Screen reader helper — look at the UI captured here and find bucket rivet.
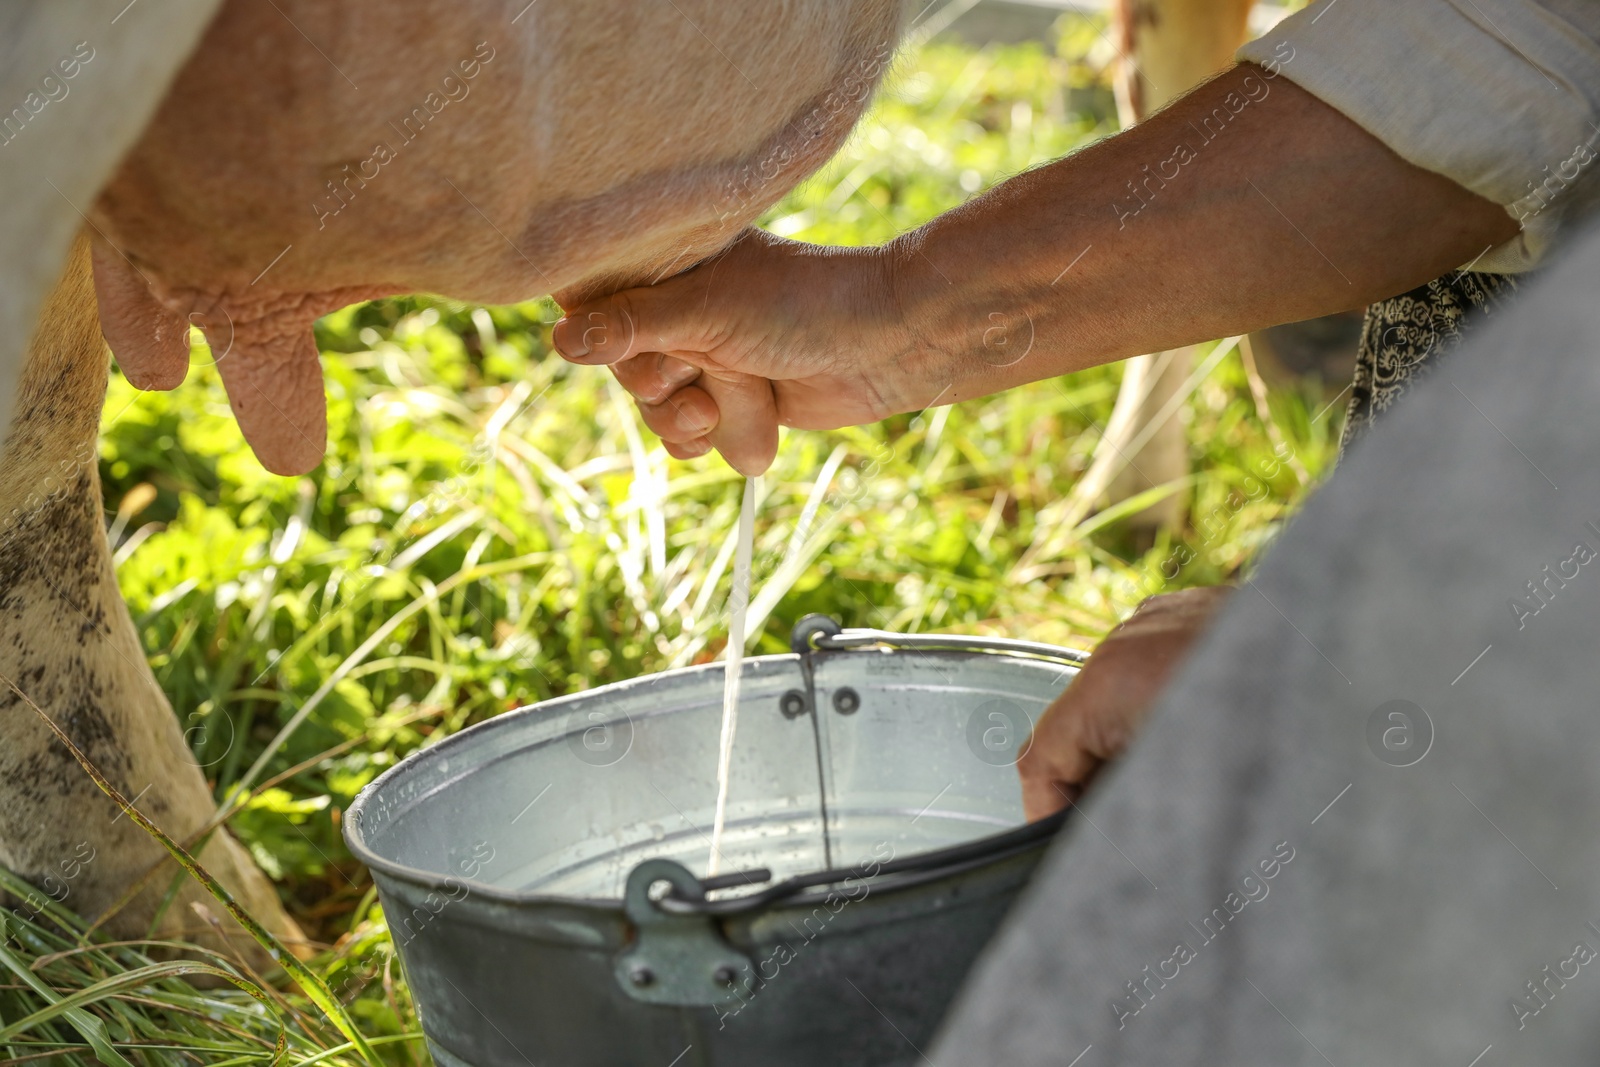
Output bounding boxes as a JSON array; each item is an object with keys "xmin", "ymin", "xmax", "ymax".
[
  {"xmin": 629, "ymin": 965, "xmax": 656, "ymax": 987},
  {"xmin": 832, "ymin": 687, "xmax": 860, "ymax": 715},
  {"xmin": 779, "ymin": 690, "xmax": 808, "ymax": 718},
  {"xmin": 713, "ymin": 965, "xmax": 738, "ymax": 987}
]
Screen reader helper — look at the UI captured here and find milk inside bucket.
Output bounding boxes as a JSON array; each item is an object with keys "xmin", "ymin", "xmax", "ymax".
[{"xmin": 344, "ymin": 614, "xmax": 1085, "ymax": 1066}]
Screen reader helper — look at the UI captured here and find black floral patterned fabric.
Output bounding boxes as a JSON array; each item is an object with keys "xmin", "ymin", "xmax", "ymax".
[{"xmin": 1340, "ymin": 270, "xmax": 1522, "ymax": 455}]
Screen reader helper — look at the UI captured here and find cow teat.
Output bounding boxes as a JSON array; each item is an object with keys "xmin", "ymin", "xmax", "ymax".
[
  {"xmin": 90, "ymin": 236, "xmax": 189, "ymax": 392},
  {"xmin": 91, "ymin": 237, "xmax": 388, "ymax": 476}
]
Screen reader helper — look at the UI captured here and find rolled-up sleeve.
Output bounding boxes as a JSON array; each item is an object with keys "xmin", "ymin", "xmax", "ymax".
[{"xmin": 1238, "ymin": 0, "xmax": 1600, "ymax": 272}]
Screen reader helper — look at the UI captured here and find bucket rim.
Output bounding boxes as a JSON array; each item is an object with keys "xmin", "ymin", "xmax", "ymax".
[{"xmin": 343, "ymin": 644, "xmax": 1077, "ymax": 912}]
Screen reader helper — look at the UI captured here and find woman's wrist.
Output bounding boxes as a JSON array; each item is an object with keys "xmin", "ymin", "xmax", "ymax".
[
  {"xmin": 865, "ymin": 235, "xmax": 956, "ymax": 415},
  {"xmin": 882, "ymin": 215, "xmax": 1072, "ymax": 413}
]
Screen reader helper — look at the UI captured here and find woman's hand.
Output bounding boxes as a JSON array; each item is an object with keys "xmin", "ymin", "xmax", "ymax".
[
  {"xmin": 552, "ymin": 229, "xmax": 944, "ymax": 475},
  {"xmin": 1019, "ymin": 586, "xmax": 1232, "ymax": 820}
]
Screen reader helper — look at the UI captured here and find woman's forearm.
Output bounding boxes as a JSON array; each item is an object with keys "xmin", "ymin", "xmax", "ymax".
[
  {"xmin": 889, "ymin": 63, "xmax": 1520, "ymax": 408},
  {"xmin": 553, "ymin": 61, "xmax": 1524, "ymax": 473}
]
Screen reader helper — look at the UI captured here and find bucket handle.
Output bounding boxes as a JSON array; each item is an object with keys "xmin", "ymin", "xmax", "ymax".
[
  {"xmin": 655, "ymin": 808, "xmax": 1069, "ymax": 918},
  {"xmin": 792, "ymin": 615, "xmax": 1090, "ymax": 666}
]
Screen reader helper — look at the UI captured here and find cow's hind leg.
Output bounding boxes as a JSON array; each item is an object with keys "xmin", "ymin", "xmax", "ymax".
[{"xmin": 0, "ymin": 233, "xmax": 307, "ymax": 967}]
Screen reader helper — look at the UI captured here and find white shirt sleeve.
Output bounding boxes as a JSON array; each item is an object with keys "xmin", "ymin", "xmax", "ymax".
[{"xmin": 1237, "ymin": 0, "xmax": 1600, "ymax": 272}]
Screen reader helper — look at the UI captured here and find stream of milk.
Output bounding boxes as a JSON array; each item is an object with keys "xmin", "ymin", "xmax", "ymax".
[{"xmin": 707, "ymin": 477, "xmax": 756, "ymax": 877}]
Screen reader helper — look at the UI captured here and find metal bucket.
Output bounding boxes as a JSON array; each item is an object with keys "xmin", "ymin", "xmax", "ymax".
[{"xmin": 344, "ymin": 616, "xmax": 1084, "ymax": 1067}]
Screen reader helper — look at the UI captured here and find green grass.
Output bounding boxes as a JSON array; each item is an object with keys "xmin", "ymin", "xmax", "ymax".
[{"xmin": 4, "ymin": 17, "xmax": 1341, "ymax": 1066}]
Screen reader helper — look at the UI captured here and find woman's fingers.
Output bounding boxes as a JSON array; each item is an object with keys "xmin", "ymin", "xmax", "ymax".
[
  {"xmin": 606, "ymin": 346, "xmax": 780, "ymax": 473},
  {"xmin": 632, "ymin": 373, "xmax": 778, "ymax": 474},
  {"xmin": 611, "ymin": 351, "xmax": 702, "ymax": 404},
  {"xmin": 1017, "ymin": 691, "xmax": 1108, "ymax": 821},
  {"xmin": 1016, "ymin": 586, "xmax": 1234, "ymax": 821},
  {"xmin": 663, "ymin": 437, "xmax": 711, "ymax": 460},
  {"xmin": 637, "ymin": 384, "xmax": 719, "ymax": 442},
  {"xmin": 553, "ymin": 281, "xmax": 710, "ymax": 367},
  {"xmin": 554, "ymin": 231, "xmax": 783, "ymax": 474},
  {"xmin": 1021, "ymin": 767, "xmax": 1082, "ymax": 827}
]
